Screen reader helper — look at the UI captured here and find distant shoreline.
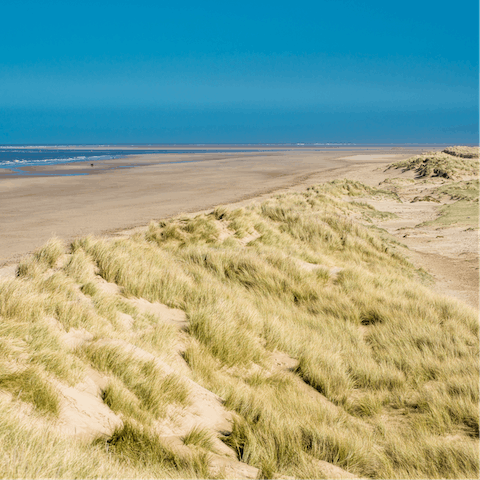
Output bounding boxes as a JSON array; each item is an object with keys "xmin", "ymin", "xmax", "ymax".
[
  {"xmin": 0, "ymin": 148, "xmax": 430, "ymax": 264},
  {"xmin": 0, "ymin": 145, "xmax": 437, "ymax": 178}
]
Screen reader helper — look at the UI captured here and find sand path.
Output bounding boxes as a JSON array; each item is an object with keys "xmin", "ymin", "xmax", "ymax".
[{"xmin": 365, "ymin": 197, "xmax": 479, "ymax": 309}]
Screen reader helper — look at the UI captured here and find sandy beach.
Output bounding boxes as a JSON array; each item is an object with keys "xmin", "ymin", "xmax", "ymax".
[{"xmin": 0, "ymin": 147, "xmax": 425, "ymax": 264}]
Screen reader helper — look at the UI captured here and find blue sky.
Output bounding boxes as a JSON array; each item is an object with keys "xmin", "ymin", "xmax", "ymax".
[{"xmin": 0, "ymin": 0, "xmax": 478, "ymax": 144}]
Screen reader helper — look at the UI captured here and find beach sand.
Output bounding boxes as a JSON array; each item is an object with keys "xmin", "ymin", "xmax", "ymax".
[{"xmin": 0, "ymin": 147, "xmax": 422, "ymax": 264}]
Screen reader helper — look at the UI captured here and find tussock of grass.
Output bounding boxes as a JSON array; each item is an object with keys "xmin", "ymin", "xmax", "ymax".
[
  {"xmin": 0, "ymin": 177, "xmax": 478, "ymax": 478},
  {"xmin": 16, "ymin": 238, "xmax": 66, "ymax": 278},
  {"xmin": 146, "ymin": 215, "xmax": 221, "ymax": 246},
  {"xmin": 307, "ymin": 179, "xmax": 399, "ymax": 199},
  {"xmin": 411, "ymin": 195, "xmax": 440, "ymax": 203},
  {"xmin": 103, "ymin": 421, "xmax": 211, "ymax": 478},
  {"xmin": 104, "ymin": 421, "xmax": 178, "ymax": 466},
  {"xmin": 0, "ymin": 367, "xmax": 59, "ymax": 416},
  {"xmin": 102, "ymin": 378, "xmax": 153, "ymax": 425},
  {"xmin": 182, "ymin": 425, "xmax": 216, "ymax": 450},
  {"xmin": 82, "ymin": 342, "xmax": 190, "ymax": 417}
]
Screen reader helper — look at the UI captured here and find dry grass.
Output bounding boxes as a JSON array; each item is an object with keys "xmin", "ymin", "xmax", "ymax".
[
  {"xmin": 442, "ymin": 146, "xmax": 479, "ymax": 159},
  {"xmin": 437, "ymin": 179, "xmax": 479, "ymax": 202},
  {"xmin": 182, "ymin": 425, "xmax": 216, "ymax": 450},
  {"xmin": 101, "ymin": 421, "xmax": 211, "ymax": 478},
  {"xmin": 0, "ymin": 393, "xmax": 211, "ymax": 479},
  {"xmin": 389, "ymin": 150, "xmax": 479, "ymax": 179},
  {"xmin": 81, "ymin": 342, "xmax": 190, "ymax": 417},
  {"xmin": 0, "ymin": 176, "xmax": 478, "ymax": 478},
  {"xmin": 0, "ymin": 367, "xmax": 60, "ymax": 416}
]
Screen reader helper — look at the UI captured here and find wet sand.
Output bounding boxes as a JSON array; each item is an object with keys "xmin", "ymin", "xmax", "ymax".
[{"xmin": 0, "ymin": 147, "xmax": 426, "ymax": 264}]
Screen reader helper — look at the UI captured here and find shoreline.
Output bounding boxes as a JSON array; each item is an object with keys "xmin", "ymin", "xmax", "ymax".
[
  {"xmin": 0, "ymin": 145, "xmax": 430, "ymax": 178},
  {"xmin": 0, "ymin": 148, "xmax": 427, "ymax": 265}
]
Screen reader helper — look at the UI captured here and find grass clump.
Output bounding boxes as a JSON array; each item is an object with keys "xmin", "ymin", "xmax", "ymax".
[
  {"xmin": 81, "ymin": 342, "xmax": 190, "ymax": 417},
  {"xmin": 102, "ymin": 421, "xmax": 211, "ymax": 478},
  {"xmin": 307, "ymin": 179, "xmax": 399, "ymax": 199},
  {"xmin": 0, "ymin": 367, "xmax": 59, "ymax": 416},
  {"xmin": 182, "ymin": 425, "xmax": 216, "ymax": 450},
  {"xmin": 102, "ymin": 378, "xmax": 153, "ymax": 425},
  {"xmin": 104, "ymin": 421, "xmax": 177, "ymax": 466},
  {"xmin": 17, "ymin": 238, "xmax": 65, "ymax": 277},
  {"xmin": 32, "ymin": 238, "xmax": 66, "ymax": 268}
]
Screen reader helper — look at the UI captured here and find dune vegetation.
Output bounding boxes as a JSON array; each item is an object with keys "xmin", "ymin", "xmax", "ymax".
[
  {"xmin": 442, "ymin": 146, "xmax": 480, "ymax": 159},
  {"xmin": 387, "ymin": 148, "xmax": 479, "ymax": 228},
  {"xmin": 0, "ymin": 175, "xmax": 478, "ymax": 479},
  {"xmin": 389, "ymin": 147, "xmax": 479, "ymax": 180}
]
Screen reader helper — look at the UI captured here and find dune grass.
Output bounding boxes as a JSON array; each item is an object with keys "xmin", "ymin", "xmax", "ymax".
[
  {"xmin": 102, "ymin": 421, "xmax": 211, "ymax": 478},
  {"xmin": 389, "ymin": 150, "xmax": 479, "ymax": 179},
  {"xmin": 422, "ymin": 200, "xmax": 479, "ymax": 227},
  {"xmin": 418, "ymin": 179, "xmax": 480, "ymax": 227},
  {"xmin": 182, "ymin": 425, "xmax": 216, "ymax": 450},
  {"xmin": 388, "ymin": 151, "xmax": 479, "ymax": 228},
  {"xmin": 81, "ymin": 342, "xmax": 190, "ymax": 417},
  {"xmin": 0, "ymin": 177, "xmax": 478, "ymax": 478},
  {"xmin": 0, "ymin": 395, "xmax": 211, "ymax": 479},
  {"xmin": 442, "ymin": 146, "xmax": 479, "ymax": 159},
  {"xmin": 0, "ymin": 367, "xmax": 60, "ymax": 416}
]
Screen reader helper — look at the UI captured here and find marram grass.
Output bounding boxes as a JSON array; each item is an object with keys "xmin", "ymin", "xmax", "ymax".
[{"xmin": 0, "ymin": 178, "xmax": 478, "ymax": 479}]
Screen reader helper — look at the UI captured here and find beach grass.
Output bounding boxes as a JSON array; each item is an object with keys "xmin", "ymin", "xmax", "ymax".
[
  {"xmin": 0, "ymin": 174, "xmax": 478, "ymax": 479},
  {"xmin": 389, "ymin": 148, "xmax": 479, "ymax": 179},
  {"xmin": 442, "ymin": 146, "xmax": 480, "ymax": 159},
  {"xmin": 421, "ymin": 200, "xmax": 479, "ymax": 227},
  {"xmin": 182, "ymin": 425, "xmax": 216, "ymax": 450},
  {"xmin": 437, "ymin": 179, "xmax": 479, "ymax": 202}
]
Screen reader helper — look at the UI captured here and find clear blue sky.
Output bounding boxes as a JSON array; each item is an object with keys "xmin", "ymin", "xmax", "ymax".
[{"xmin": 1, "ymin": 0, "xmax": 478, "ymax": 144}]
